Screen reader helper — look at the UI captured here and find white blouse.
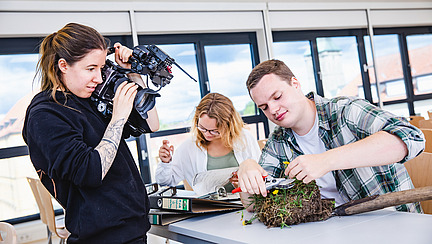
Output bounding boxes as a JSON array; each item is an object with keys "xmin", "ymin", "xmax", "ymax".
[{"xmin": 155, "ymin": 128, "xmax": 261, "ymax": 188}]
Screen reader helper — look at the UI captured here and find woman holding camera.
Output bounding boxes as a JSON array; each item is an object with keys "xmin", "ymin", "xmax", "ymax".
[
  {"xmin": 156, "ymin": 92, "xmax": 261, "ymax": 193},
  {"xmin": 23, "ymin": 23, "xmax": 158, "ymax": 243}
]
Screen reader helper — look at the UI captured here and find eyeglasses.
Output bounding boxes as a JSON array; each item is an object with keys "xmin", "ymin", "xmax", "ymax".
[{"xmin": 196, "ymin": 124, "xmax": 220, "ymax": 136}]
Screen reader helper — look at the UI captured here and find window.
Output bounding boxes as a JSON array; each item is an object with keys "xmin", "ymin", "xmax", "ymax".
[
  {"xmin": 273, "ymin": 27, "xmax": 432, "ymax": 118},
  {"xmin": 139, "ymin": 33, "xmax": 267, "ymax": 184},
  {"xmin": 0, "ymin": 52, "xmax": 41, "ymax": 221},
  {"xmin": 385, "ymin": 79, "xmax": 406, "ymax": 97},
  {"xmin": 273, "ymin": 30, "xmax": 370, "ymax": 100},
  {"xmin": 273, "ymin": 40, "xmax": 316, "ymax": 94},
  {"xmin": 205, "ymin": 44, "xmax": 255, "ymax": 116},
  {"xmin": 0, "ymin": 53, "xmax": 39, "ymax": 148},
  {"xmin": 316, "ymin": 36, "xmax": 362, "ymax": 98},
  {"xmin": 413, "ymin": 99, "xmax": 432, "ymax": 118},
  {"xmin": 407, "ymin": 34, "xmax": 432, "ymax": 96},
  {"xmin": 152, "ymin": 44, "xmax": 201, "ymax": 130},
  {"xmin": 364, "ymin": 34, "xmax": 407, "ymax": 102},
  {"xmin": 383, "ymin": 103, "xmax": 410, "ymax": 117},
  {"xmin": 416, "ymin": 75, "xmax": 432, "ymax": 93}
]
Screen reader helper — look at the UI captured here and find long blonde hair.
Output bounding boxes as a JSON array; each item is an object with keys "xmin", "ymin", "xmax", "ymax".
[
  {"xmin": 35, "ymin": 23, "xmax": 109, "ymax": 103},
  {"xmin": 191, "ymin": 93, "xmax": 244, "ymax": 150}
]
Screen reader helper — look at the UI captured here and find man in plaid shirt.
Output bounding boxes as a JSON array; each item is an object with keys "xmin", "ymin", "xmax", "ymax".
[{"xmin": 238, "ymin": 59, "xmax": 424, "ymax": 212}]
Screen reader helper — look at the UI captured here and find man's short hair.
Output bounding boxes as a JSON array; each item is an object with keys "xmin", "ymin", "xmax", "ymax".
[{"xmin": 246, "ymin": 59, "xmax": 296, "ymax": 93}]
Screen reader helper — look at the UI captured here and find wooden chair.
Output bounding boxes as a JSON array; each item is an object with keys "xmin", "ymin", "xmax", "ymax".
[
  {"xmin": 419, "ymin": 119, "xmax": 432, "ymax": 129},
  {"xmin": 421, "ymin": 129, "xmax": 432, "ymax": 153},
  {"xmin": 183, "ymin": 180, "xmax": 193, "ymax": 191},
  {"xmin": 257, "ymin": 139, "xmax": 268, "ymax": 151},
  {"xmin": 0, "ymin": 222, "xmax": 17, "ymax": 244},
  {"xmin": 27, "ymin": 177, "xmax": 70, "ymax": 244},
  {"xmin": 408, "ymin": 115, "xmax": 425, "ymax": 128},
  {"xmin": 404, "ymin": 152, "xmax": 432, "ymax": 214},
  {"xmin": 428, "ymin": 110, "xmax": 432, "ymax": 120}
]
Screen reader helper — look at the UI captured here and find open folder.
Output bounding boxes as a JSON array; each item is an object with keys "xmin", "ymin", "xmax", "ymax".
[
  {"xmin": 147, "ymin": 184, "xmax": 243, "ymax": 225},
  {"xmin": 149, "ymin": 195, "xmax": 243, "ymax": 213},
  {"xmin": 148, "ymin": 209, "xmax": 199, "ymax": 226}
]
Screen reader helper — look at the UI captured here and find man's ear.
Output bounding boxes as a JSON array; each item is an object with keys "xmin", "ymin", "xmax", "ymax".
[
  {"xmin": 291, "ymin": 77, "xmax": 301, "ymax": 89},
  {"xmin": 58, "ymin": 58, "xmax": 68, "ymax": 73}
]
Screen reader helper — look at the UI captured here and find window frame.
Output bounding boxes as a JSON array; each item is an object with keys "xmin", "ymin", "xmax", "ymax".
[
  {"xmin": 273, "ymin": 26, "xmax": 432, "ymax": 116},
  {"xmin": 138, "ymin": 32, "xmax": 270, "ymax": 139}
]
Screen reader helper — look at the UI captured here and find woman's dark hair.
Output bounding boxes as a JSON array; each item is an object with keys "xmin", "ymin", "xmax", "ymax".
[{"xmin": 36, "ymin": 23, "xmax": 109, "ymax": 101}]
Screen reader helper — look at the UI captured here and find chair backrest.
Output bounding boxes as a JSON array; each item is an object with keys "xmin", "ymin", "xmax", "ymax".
[
  {"xmin": 0, "ymin": 222, "xmax": 17, "ymax": 244},
  {"xmin": 404, "ymin": 152, "xmax": 432, "ymax": 214},
  {"xmin": 257, "ymin": 139, "xmax": 268, "ymax": 151},
  {"xmin": 408, "ymin": 115, "xmax": 425, "ymax": 128},
  {"xmin": 421, "ymin": 129, "xmax": 432, "ymax": 153},
  {"xmin": 183, "ymin": 180, "xmax": 193, "ymax": 191},
  {"xmin": 428, "ymin": 110, "xmax": 432, "ymax": 120},
  {"xmin": 26, "ymin": 177, "xmax": 58, "ymax": 236},
  {"xmin": 419, "ymin": 119, "xmax": 432, "ymax": 129}
]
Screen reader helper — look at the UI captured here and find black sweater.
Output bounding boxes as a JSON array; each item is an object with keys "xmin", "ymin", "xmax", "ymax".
[{"xmin": 22, "ymin": 90, "xmax": 150, "ymax": 243}]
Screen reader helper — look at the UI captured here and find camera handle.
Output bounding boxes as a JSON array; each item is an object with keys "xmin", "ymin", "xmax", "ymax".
[{"xmin": 108, "ymin": 45, "xmax": 198, "ymax": 85}]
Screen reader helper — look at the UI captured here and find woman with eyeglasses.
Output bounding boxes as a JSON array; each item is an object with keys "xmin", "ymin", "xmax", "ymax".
[{"xmin": 155, "ymin": 92, "xmax": 261, "ymax": 192}]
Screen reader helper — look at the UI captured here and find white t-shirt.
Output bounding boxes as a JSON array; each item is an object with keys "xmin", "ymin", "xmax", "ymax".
[{"xmin": 293, "ymin": 113, "xmax": 346, "ymax": 206}]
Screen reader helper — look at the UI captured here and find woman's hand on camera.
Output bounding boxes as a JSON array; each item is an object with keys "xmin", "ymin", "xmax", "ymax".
[
  {"xmin": 114, "ymin": 42, "xmax": 147, "ymax": 88},
  {"xmin": 159, "ymin": 140, "xmax": 174, "ymax": 163},
  {"xmin": 114, "ymin": 42, "xmax": 132, "ymax": 69},
  {"xmin": 111, "ymin": 81, "xmax": 137, "ymax": 122}
]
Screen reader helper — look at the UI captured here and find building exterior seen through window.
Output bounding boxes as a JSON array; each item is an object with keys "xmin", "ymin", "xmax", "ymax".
[
  {"xmin": 317, "ymin": 36, "xmax": 363, "ymax": 99},
  {"xmin": 0, "ymin": 54, "xmax": 40, "ymax": 220},
  {"xmin": 408, "ymin": 34, "xmax": 432, "ymax": 97},
  {"xmin": 364, "ymin": 34, "xmax": 408, "ymax": 103}
]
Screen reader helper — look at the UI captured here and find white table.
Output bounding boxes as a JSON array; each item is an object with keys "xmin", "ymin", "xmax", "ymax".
[{"xmin": 149, "ymin": 209, "xmax": 432, "ymax": 244}]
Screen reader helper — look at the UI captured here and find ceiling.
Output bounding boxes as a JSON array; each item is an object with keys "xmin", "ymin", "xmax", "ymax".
[{"xmin": 3, "ymin": 0, "xmax": 430, "ymax": 2}]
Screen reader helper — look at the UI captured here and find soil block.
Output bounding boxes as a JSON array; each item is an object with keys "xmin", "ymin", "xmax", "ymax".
[{"xmin": 249, "ymin": 180, "xmax": 334, "ymax": 227}]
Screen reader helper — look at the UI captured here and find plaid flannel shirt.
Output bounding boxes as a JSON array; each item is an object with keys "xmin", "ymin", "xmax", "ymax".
[{"xmin": 260, "ymin": 92, "xmax": 425, "ymax": 213}]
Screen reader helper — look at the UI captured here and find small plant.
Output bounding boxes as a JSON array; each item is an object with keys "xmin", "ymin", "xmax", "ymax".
[{"xmin": 244, "ymin": 179, "xmax": 334, "ymax": 228}]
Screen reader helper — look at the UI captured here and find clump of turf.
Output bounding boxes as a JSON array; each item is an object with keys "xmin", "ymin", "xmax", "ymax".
[{"xmin": 246, "ymin": 179, "xmax": 334, "ymax": 228}]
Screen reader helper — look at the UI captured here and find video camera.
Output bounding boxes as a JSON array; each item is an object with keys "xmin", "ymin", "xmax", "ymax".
[{"xmin": 91, "ymin": 44, "xmax": 197, "ymax": 137}]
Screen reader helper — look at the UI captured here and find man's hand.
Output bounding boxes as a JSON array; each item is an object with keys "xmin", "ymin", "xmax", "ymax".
[
  {"xmin": 240, "ymin": 192, "xmax": 254, "ymax": 212},
  {"xmin": 285, "ymin": 153, "xmax": 332, "ymax": 184},
  {"xmin": 238, "ymin": 159, "xmax": 268, "ymax": 197}
]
